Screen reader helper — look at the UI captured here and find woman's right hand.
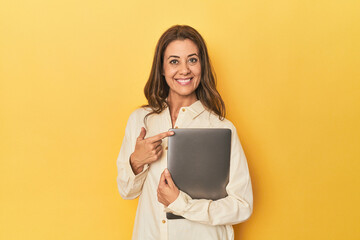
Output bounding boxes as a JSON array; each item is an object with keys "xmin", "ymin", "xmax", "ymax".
[{"xmin": 130, "ymin": 127, "xmax": 174, "ymax": 175}]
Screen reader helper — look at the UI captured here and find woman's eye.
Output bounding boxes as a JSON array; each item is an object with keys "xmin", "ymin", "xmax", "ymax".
[
  {"xmin": 189, "ymin": 58, "xmax": 198, "ymax": 63},
  {"xmin": 170, "ymin": 59, "xmax": 178, "ymax": 64}
]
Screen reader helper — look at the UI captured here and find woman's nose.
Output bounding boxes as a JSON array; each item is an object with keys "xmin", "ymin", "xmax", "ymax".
[{"xmin": 179, "ymin": 62, "xmax": 191, "ymax": 75}]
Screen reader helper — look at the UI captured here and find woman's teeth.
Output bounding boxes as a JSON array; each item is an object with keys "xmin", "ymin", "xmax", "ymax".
[{"xmin": 176, "ymin": 78, "xmax": 192, "ymax": 85}]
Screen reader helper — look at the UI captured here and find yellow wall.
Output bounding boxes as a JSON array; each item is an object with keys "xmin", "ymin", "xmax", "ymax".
[{"xmin": 1, "ymin": 0, "xmax": 359, "ymax": 239}]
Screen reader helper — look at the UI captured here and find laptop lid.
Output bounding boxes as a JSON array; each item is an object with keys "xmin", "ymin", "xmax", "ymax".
[{"xmin": 166, "ymin": 128, "xmax": 231, "ymax": 219}]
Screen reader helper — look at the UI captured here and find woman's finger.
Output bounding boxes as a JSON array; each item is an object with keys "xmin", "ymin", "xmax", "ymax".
[
  {"xmin": 150, "ymin": 139, "xmax": 162, "ymax": 148},
  {"xmin": 164, "ymin": 169, "xmax": 176, "ymax": 188},
  {"xmin": 155, "ymin": 149, "xmax": 163, "ymax": 161},
  {"xmin": 137, "ymin": 127, "xmax": 146, "ymax": 141},
  {"xmin": 158, "ymin": 170, "xmax": 166, "ymax": 186},
  {"xmin": 154, "ymin": 144, "xmax": 162, "ymax": 154},
  {"xmin": 147, "ymin": 131, "xmax": 174, "ymax": 143}
]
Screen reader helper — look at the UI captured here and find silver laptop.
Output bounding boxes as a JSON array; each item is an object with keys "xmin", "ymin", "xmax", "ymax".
[{"xmin": 166, "ymin": 128, "xmax": 231, "ymax": 219}]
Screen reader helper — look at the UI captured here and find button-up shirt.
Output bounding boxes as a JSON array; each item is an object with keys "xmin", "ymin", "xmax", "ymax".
[{"xmin": 116, "ymin": 100, "xmax": 253, "ymax": 240}]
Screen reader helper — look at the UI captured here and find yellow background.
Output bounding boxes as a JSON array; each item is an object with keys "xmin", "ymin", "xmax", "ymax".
[{"xmin": 1, "ymin": 0, "xmax": 359, "ymax": 239}]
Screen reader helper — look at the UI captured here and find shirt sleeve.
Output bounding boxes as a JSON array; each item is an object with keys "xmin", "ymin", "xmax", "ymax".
[
  {"xmin": 116, "ymin": 110, "xmax": 149, "ymax": 200},
  {"xmin": 165, "ymin": 125, "xmax": 253, "ymax": 225}
]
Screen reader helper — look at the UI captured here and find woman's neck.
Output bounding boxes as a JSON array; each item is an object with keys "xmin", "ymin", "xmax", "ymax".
[{"xmin": 167, "ymin": 93, "xmax": 198, "ymax": 128}]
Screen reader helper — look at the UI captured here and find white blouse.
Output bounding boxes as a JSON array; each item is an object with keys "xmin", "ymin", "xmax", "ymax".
[{"xmin": 117, "ymin": 100, "xmax": 253, "ymax": 240}]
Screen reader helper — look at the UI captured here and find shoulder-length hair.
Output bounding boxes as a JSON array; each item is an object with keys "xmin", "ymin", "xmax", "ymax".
[{"xmin": 142, "ymin": 24, "xmax": 226, "ymax": 123}]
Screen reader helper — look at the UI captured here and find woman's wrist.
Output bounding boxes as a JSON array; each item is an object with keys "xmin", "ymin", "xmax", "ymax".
[{"xmin": 129, "ymin": 153, "xmax": 144, "ymax": 175}]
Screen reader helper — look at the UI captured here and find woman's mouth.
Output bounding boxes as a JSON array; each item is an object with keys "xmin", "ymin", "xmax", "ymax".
[{"xmin": 176, "ymin": 78, "xmax": 193, "ymax": 86}]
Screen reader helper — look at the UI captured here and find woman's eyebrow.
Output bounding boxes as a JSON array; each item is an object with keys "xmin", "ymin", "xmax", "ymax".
[
  {"xmin": 168, "ymin": 55, "xmax": 180, "ymax": 59},
  {"xmin": 167, "ymin": 53, "xmax": 198, "ymax": 59},
  {"xmin": 187, "ymin": 53, "xmax": 198, "ymax": 57}
]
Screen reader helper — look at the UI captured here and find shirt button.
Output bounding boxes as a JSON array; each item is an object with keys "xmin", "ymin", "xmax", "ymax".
[
  {"xmin": 165, "ymin": 146, "xmax": 168, "ymax": 150},
  {"xmin": 182, "ymin": 108, "xmax": 186, "ymax": 112},
  {"xmin": 162, "ymin": 220, "xmax": 166, "ymax": 224}
]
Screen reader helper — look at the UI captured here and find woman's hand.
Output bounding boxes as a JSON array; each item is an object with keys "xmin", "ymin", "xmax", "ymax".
[
  {"xmin": 130, "ymin": 127, "xmax": 174, "ymax": 175},
  {"xmin": 157, "ymin": 169, "xmax": 180, "ymax": 207}
]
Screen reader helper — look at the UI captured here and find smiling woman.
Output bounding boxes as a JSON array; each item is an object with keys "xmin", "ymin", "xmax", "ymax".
[
  {"xmin": 164, "ymin": 39, "xmax": 201, "ymax": 89},
  {"xmin": 162, "ymin": 39, "xmax": 202, "ymax": 118},
  {"xmin": 142, "ymin": 25, "xmax": 226, "ymax": 124},
  {"xmin": 116, "ymin": 25, "xmax": 253, "ymax": 240}
]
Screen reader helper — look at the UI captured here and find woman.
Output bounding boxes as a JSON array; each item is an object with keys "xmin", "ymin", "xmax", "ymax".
[{"xmin": 117, "ymin": 25, "xmax": 253, "ymax": 240}]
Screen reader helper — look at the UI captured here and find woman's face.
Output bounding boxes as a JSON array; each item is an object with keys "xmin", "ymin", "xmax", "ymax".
[{"xmin": 162, "ymin": 39, "xmax": 201, "ymax": 100}]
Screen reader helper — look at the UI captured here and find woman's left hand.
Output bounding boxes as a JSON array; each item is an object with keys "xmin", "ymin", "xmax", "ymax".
[{"xmin": 157, "ymin": 169, "xmax": 180, "ymax": 207}]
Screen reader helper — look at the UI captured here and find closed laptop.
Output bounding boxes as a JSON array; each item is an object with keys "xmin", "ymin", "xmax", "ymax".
[{"xmin": 166, "ymin": 128, "xmax": 231, "ymax": 219}]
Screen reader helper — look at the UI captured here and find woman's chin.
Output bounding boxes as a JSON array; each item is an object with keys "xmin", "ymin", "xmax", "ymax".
[{"xmin": 168, "ymin": 89, "xmax": 197, "ymax": 98}]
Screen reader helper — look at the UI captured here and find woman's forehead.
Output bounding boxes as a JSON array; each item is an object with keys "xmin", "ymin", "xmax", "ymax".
[{"xmin": 164, "ymin": 39, "xmax": 199, "ymax": 57}]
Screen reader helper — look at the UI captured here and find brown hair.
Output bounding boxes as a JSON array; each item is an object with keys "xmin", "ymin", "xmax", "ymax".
[{"xmin": 142, "ymin": 25, "xmax": 226, "ymax": 123}]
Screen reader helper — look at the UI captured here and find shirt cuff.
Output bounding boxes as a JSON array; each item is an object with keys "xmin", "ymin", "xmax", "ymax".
[
  {"xmin": 125, "ymin": 157, "xmax": 149, "ymax": 181},
  {"xmin": 165, "ymin": 190, "xmax": 190, "ymax": 215}
]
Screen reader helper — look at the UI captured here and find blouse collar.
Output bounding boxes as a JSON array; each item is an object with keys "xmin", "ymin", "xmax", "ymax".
[
  {"xmin": 187, "ymin": 100, "xmax": 206, "ymax": 118},
  {"xmin": 164, "ymin": 99, "xmax": 206, "ymax": 119}
]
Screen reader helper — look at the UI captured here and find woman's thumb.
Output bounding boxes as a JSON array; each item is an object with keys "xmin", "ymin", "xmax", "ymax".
[
  {"xmin": 137, "ymin": 127, "xmax": 146, "ymax": 140},
  {"xmin": 164, "ymin": 169, "xmax": 175, "ymax": 187}
]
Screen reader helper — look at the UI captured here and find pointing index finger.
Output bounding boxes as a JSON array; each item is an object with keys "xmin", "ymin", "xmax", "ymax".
[{"xmin": 148, "ymin": 131, "xmax": 174, "ymax": 142}]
